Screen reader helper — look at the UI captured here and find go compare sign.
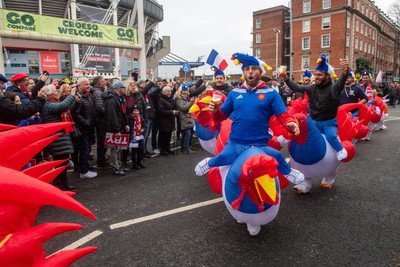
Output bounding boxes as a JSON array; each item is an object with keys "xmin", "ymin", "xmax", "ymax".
[{"xmin": 1, "ymin": 9, "xmax": 137, "ymax": 45}]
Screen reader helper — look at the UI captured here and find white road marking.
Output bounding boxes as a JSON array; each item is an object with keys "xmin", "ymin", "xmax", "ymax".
[
  {"xmin": 110, "ymin": 197, "xmax": 224, "ymax": 230},
  {"xmin": 50, "ymin": 230, "xmax": 103, "ymax": 255}
]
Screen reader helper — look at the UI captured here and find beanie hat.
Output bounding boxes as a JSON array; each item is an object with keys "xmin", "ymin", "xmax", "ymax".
[
  {"xmin": 362, "ymin": 69, "xmax": 371, "ymax": 78},
  {"xmin": 315, "ymin": 54, "xmax": 332, "ymax": 74},
  {"xmin": 211, "ymin": 66, "xmax": 225, "ymax": 77},
  {"xmin": 231, "ymin": 53, "xmax": 272, "ymax": 74},
  {"xmin": 0, "ymin": 74, "xmax": 8, "ymax": 83},
  {"xmin": 181, "ymin": 84, "xmax": 189, "ymax": 91},
  {"xmin": 302, "ymin": 69, "xmax": 313, "ymax": 80},
  {"xmin": 11, "ymin": 73, "xmax": 29, "ymax": 83}
]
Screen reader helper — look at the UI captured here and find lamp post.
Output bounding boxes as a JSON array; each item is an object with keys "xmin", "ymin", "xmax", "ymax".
[{"xmin": 274, "ymin": 28, "xmax": 281, "ymax": 76}]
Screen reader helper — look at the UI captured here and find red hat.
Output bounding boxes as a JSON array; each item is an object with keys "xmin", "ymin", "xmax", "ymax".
[
  {"xmin": 51, "ymin": 81, "xmax": 61, "ymax": 89},
  {"xmin": 10, "ymin": 73, "xmax": 29, "ymax": 82}
]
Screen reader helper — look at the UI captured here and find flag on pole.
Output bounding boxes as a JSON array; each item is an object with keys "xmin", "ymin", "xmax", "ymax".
[{"xmin": 206, "ymin": 49, "xmax": 228, "ymax": 71}]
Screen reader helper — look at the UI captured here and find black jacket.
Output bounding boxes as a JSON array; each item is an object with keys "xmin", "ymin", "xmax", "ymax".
[
  {"xmin": 140, "ymin": 82, "xmax": 161, "ymax": 120},
  {"xmin": 211, "ymin": 83, "xmax": 232, "ymax": 96},
  {"xmin": 104, "ymin": 91, "xmax": 128, "ymax": 133},
  {"xmin": 285, "ymin": 73, "xmax": 348, "ymax": 121},
  {"xmin": 91, "ymin": 86, "xmax": 106, "ymax": 125},
  {"xmin": 157, "ymin": 94, "xmax": 176, "ymax": 132},
  {"xmin": 0, "ymin": 96, "xmax": 45, "ymax": 125},
  {"xmin": 73, "ymin": 92, "xmax": 96, "ymax": 135}
]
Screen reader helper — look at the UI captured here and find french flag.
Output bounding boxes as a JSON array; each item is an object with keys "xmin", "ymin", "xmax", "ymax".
[{"xmin": 206, "ymin": 49, "xmax": 228, "ymax": 71}]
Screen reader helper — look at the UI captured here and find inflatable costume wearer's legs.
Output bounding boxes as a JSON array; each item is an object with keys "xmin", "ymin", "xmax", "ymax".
[
  {"xmin": 314, "ymin": 118, "xmax": 343, "ymax": 152},
  {"xmin": 208, "ymin": 140, "xmax": 242, "ymax": 168}
]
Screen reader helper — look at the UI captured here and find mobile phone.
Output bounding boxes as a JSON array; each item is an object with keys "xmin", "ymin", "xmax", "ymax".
[{"xmin": 43, "ymin": 70, "xmax": 49, "ymax": 75}]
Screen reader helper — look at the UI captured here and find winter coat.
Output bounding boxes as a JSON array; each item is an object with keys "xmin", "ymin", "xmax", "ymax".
[
  {"xmin": 104, "ymin": 91, "xmax": 128, "ymax": 133},
  {"xmin": 41, "ymin": 94, "xmax": 80, "ymax": 158},
  {"xmin": 157, "ymin": 94, "xmax": 176, "ymax": 133},
  {"xmin": 140, "ymin": 82, "xmax": 161, "ymax": 119},
  {"xmin": 72, "ymin": 92, "xmax": 96, "ymax": 136},
  {"xmin": 176, "ymin": 96, "xmax": 195, "ymax": 130},
  {"xmin": 91, "ymin": 86, "xmax": 106, "ymax": 125},
  {"xmin": 0, "ymin": 96, "xmax": 45, "ymax": 125},
  {"xmin": 6, "ymin": 85, "xmax": 32, "ymax": 106},
  {"xmin": 211, "ymin": 82, "xmax": 232, "ymax": 96},
  {"xmin": 127, "ymin": 113, "xmax": 147, "ymax": 141},
  {"xmin": 124, "ymin": 92, "xmax": 147, "ymax": 120}
]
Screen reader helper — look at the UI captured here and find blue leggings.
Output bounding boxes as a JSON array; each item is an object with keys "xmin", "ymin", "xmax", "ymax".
[
  {"xmin": 312, "ymin": 117, "xmax": 343, "ymax": 152},
  {"xmin": 208, "ymin": 140, "xmax": 291, "ymax": 175}
]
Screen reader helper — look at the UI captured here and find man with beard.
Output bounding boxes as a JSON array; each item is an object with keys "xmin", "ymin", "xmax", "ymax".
[
  {"xmin": 195, "ymin": 53, "xmax": 304, "ymax": 186},
  {"xmin": 340, "ymin": 71, "xmax": 368, "ymax": 118},
  {"xmin": 282, "ymin": 54, "xmax": 350, "ymax": 161}
]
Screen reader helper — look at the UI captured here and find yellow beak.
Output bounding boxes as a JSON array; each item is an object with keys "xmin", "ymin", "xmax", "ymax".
[{"xmin": 254, "ymin": 174, "xmax": 277, "ymax": 203}]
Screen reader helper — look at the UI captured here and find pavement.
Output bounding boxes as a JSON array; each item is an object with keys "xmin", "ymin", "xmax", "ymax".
[{"xmin": 38, "ymin": 107, "xmax": 400, "ymax": 266}]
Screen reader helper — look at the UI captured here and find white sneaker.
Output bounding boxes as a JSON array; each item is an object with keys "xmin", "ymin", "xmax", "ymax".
[
  {"xmin": 153, "ymin": 149, "xmax": 160, "ymax": 154},
  {"xmin": 247, "ymin": 224, "xmax": 261, "ymax": 236},
  {"xmin": 336, "ymin": 148, "xmax": 348, "ymax": 161},
  {"xmin": 285, "ymin": 169, "xmax": 305, "ymax": 184},
  {"xmin": 277, "ymin": 135, "xmax": 290, "ymax": 145},
  {"xmin": 293, "ymin": 177, "xmax": 312, "ymax": 194},
  {"xmin": 195, "ymin": 157, "xmax": 211, "ymax": 176},
  {"xmin": 80, "ymin": 171, "xmax": 97, "ymax": 179},
  {"xmin": 320, "ymin": 177, "xmax": 335, "ymax": 188}
]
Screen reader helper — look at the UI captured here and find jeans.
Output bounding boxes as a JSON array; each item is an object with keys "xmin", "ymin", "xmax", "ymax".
[
  {"xmin": 96, "ymin": 124, "xmax": 107, "ymax": 165},
  {"xmin": 181, "ymin": 128, "xmax": 192, "ymax": 152},
  {"xmin": 312, "ymin": 117, "xmax": 343, "ymax": 152},
  {"xmin": 111, "ymin": 147, "xmax": 122, "ymax": 169},
  {"xmin": 144, "ymin": 118, "xmax": 153, "ymax": 153},
  {"xmin": 79, "ymin": 135, "xmax": 91, "ymax": 174}
]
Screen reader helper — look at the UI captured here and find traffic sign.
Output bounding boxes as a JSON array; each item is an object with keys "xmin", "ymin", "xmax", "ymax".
[{"xmin": 182, "ymin": 63, "xmax": 191, "ymax": 73}]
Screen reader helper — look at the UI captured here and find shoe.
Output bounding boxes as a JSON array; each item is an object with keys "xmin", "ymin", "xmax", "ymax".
[
  {"xmin": 195, "ymin": 157, "xmax": 211, "ymax": 176},
  {"xmin": 190, "ymin": 146, "xmax": 196, "ymax": 151},
  {"xmin": 336, "ymin": 148, "xmax": 348, "ymax": 161},
  {"xmin": 80, "ymin": 171, "xmax": 97, "ymax": 179},
  {"xmin": 381, "ymin": 125, "xmax": 387, "ymax": 130},
  {"xmin": 132, "ymin": 165, "xmax": 141, "ymax": 170},
  {"xmin": 144, "ymin": 152, "xmax": 152, "ymax": 159},
  {"xmin": 113, "ymin": 169, "xmax": 126, "ymax": 176},
  {"xmin": 68, "ymin": 160, "xmax": 74, "ymax": 168},
  {"xmin": 62, "ymin": 184, "xmax": 77, "ymax": 190},
  {"xmin": 285, "ymin": 169, "xmax": 305, "ymax": 184},
  {"xmin": 138, "ymin": 163, "xmax": 146, "ymax": 169},
  {"xmin": 320, "ymin": 177, "xmax": 335, "ymax": 188},
  {"xmin": 153, "ymin": 149, "xmax": 160, "ymax": 154},
  {"xmin": 122, "ymin": 167, "xmax": 130, "ymax": 172},
  {"xmin": 95, "ymin": 163, "xmax": 113, "ymax": 169},
  {"xmin": 293, "ymin": 177, "xmax": 312, "ymax": 194},
  {"xmin": 247, "ymin": 224, "xmax": 261, "ymax": 236},
  {"xmin": 185, "ymin": 149, "xmax": 195, "ymax": 154}
]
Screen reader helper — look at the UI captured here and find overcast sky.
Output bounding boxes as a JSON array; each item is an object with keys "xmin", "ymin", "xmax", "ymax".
[{"xmin": 157, "ymin": 0, "xmax": 395, "ymax": 75}]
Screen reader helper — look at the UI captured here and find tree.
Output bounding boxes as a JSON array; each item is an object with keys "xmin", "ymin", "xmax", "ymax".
[
  {"xmin": 355, "ymin": 57, "xmax": 373, "ymax": 74},
  {"xmin": 388, "ymin": 1, "xmax": 400, "ymax": 24}
]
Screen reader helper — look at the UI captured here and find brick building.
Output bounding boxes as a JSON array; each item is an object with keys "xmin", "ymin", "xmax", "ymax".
[{"xmin": 253, "ymin": 0, "xmax": 400, "ymax": 81}]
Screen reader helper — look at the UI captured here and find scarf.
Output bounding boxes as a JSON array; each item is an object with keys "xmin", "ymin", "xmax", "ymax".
[
  {"xmin": 20, "ymin": 87, "xmax": 32, "ymax": 99},
  {"xmin": 56, "ymin": 98, "xmax": 74, "ymax": 134}
]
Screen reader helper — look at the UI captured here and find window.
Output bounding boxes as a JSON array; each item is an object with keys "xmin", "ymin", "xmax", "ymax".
[
  {"xmin": 303, "ymin": 19, "xmax": 311, "ymax": 32},
  {"xmin": 360, "ymin": 22, "xmax": 363, "ymax": 34},
  {"xmin": 322, "ymin": 0, "xmax": 331, "ymax": 9},
  {"xmin": 346, "ymin": 53, "xmax": 349, "ymax": 61},
  {"xmin": 321, "ymin": 34, "xmax": 330, "ymax": 48},
  {"xmin": 347, "ymin": 15, "xmax": 351, "ymax": 28},
  {"xmin": 373, "ymin": 13, "xmax": 376, "ymax": 22},
  {"xmin": 255, "ymin": 48, "xmax": 261, "ymax": 58},
  {"xmin": 362, "ymin": 3, "xmax": 364, "ymax": 14},
  {"xmin": 325, "ymin": 53, "xmax": 330, "ymax": 63},
  {"xmin": 356, "ymin": 20, "xmax": 359, "ymax": 32},
  {"xmin": 302, "ymin": 55, "xmax": 310, "ymax": 69},
  {"xmin": 303, "ymin": 37, "xmax": 310, "ymax": 50},
  {"xmin": 346, "ymin": 34, "xmax": 350, "ymax": 47},
  {"xmin": 255, "ymin": 33, "xmax": 261, "ymax": 43},
  {"xmin": 368, "ymin": 43, "xmax": 371, "ymax": 54},
  {"xmin": 303, "ymin": 0, "xmax": 311, "ymax": 13},
  {"xmin": 355, "ymin": 37, "xmax": 358, "ymax": 49},
  {"xmin": 360, "ymin": 38, "xmax": 363, "ymax": 51},
  {"xmin": 347, "ymin": 0, "xmax": 351, "ymax": 7},
  {"xmin": 255, "ymin": 19, "xmax": 261, "ymax": 29},
  {"xmin": 364, "ymin": 41, "xmax": 367, "ymax": 52},
  {"xmin": 322, "ymin": 16, "xmax": 330, "ymax": 29}
]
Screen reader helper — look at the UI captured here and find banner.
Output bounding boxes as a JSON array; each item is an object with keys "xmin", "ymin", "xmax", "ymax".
[
  {"xmin": 80, "ymin": 5, "xmax": 113, "ymax": 73},
  {"xmin": 40, "ymin": 52, "xmax": 60, "ymax": 73},
  {"xmin": 1, "ymin": 9, "xmax": 137, "ymax": 45},
  {"xmin": 105, "ymin": 133, "xmax": 130, "ymax": 148}
]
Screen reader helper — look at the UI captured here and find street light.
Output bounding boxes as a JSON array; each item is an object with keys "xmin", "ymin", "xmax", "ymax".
[{"xmin": 274, "ymin": 28, "xmax": 281, "ymax": 76}]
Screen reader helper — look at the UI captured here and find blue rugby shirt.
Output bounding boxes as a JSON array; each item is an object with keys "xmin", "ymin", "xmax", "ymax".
[{"xmin": 220, "ymin": 85, "xmax": 288, "ymax": 145}]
